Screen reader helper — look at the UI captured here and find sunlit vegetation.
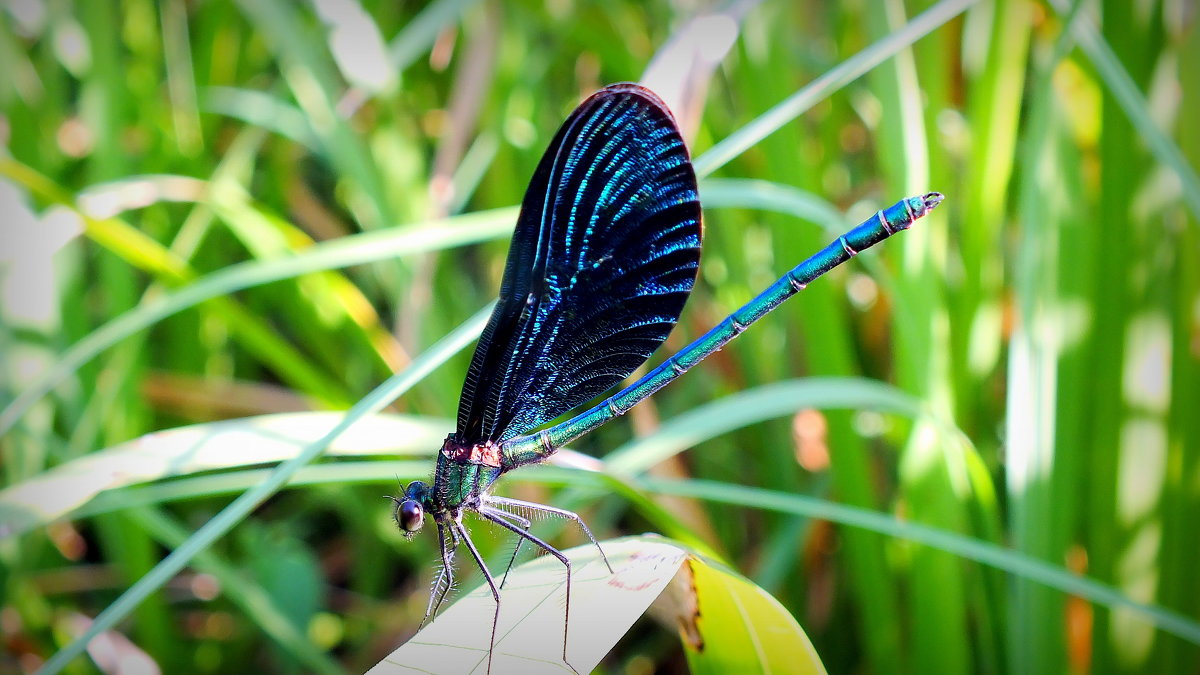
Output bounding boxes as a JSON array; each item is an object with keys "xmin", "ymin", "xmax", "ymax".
[{"xmin": 1, "ymin": 1, "xmax": 1197, "ymax": 673}]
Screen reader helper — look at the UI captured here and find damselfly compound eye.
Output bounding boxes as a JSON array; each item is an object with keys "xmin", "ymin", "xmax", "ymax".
[{"xmin": 397, "ymin": 499, "xmax": 424, "ymax": 532}]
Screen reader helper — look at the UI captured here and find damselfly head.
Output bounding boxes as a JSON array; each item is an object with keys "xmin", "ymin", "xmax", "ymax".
[{"xmin": 393, "ymin": 480, "xmax": 431, "ymax": 537}]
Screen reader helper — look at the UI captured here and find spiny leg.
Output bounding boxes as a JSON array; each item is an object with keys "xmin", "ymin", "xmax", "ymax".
[
  {"xmin": 431, "ymin": 523, "xmax": 462, "ymax": 621},
  {"xmin": 420, "ymin": 522, "xmax": 450, "ymax": 627},
  {"xmin": 486, "ymin": 495, "xmax": 614, "ymax": 574},
  {"xmin": 483, "ymin": 507, "xmax": 532, "ymax": 588},
  {"xmin": 420, "ymin": 521, "xmax": 457, "ymax": 630},
  {"xmin": 453, "ymin": 519, "xmax": 502, "ymax": 675},
  {"xmin": 480, "ymin": 507, "xmax": 579, "ymax": 674}
]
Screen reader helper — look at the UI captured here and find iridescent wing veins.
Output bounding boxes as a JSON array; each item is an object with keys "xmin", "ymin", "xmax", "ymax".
[{"xmin": 455, "ymin": 83, "xmax": 702, "ymax": 444}]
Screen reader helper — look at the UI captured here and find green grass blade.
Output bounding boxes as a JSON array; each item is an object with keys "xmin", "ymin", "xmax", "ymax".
[
  {"xmin": 36, "ymin": 304, "xmax": 493, "ymax": 674},
  {"xmin": 638, "ymin": 478, "xmax": 1200, "ymax": 646},
  {"xmin": 130, "ymin": 508, "xmax": 347, "ymax": 675},
  {"xmin": 236, "ymin": 0, "xmax": 396, "ymax": 232},
  {"xmin": 0, "ymin": 207, "xmax": 515, "ymax": 436},
  {"xmin": 692, "ymin": 0, "xmax": 977, "ymax": 178},
  {"xmin": 1005, "ymin": 2, "xmax": 1084, "ymax": 671},
  {"xmin": 699, "ymin": 178, "xmax": 845, "ymax": 231},
  {"xmin": 0, "ymin": 413, "xmax": 448, "ymax": 537},
  {"xmin": 387, "ymin": 0, "xmax": 481, "ymax": 72},
  {"xmin": 604, "ymin": 378, "xmax": 939, "ymax": 474},
  {"xmin": 201, "ymin": 86, "xmax": 320, "ymax": 150},
  {"xmin": 1046, "ymin": 0, "xmax": 1200, "ymax": 223}
]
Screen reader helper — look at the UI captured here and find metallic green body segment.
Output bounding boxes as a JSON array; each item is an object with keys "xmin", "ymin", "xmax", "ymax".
[
  {"xmin": 434, "ymin": 452, "xmax": 503, "ymax": 509},
  {"xmin": 500, "ymin": 193, "xmax": 943, "ymax": 468}
]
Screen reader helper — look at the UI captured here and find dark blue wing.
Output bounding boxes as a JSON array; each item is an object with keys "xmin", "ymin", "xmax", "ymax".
[{"xmin": 456, "ymin": 83, "xmax": 702, "ymax": 444}]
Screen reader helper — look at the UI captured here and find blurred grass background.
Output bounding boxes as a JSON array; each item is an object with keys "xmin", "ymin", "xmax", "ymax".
[{"xmin": 1, "ymin": 0, "xmax": 1197, "ymax": 673}]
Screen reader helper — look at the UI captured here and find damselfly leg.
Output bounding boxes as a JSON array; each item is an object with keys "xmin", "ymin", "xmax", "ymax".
[
  {"xmin": 485, "ymin": 495, "xmax": 613, "ymax": 578},
  {"xmin": 479, "ymin": 506, "xmax": 582, "ymax": 674},
  {"xmin": 419, "ymin": 521, "xmax": 459, "ymax": 630}
]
